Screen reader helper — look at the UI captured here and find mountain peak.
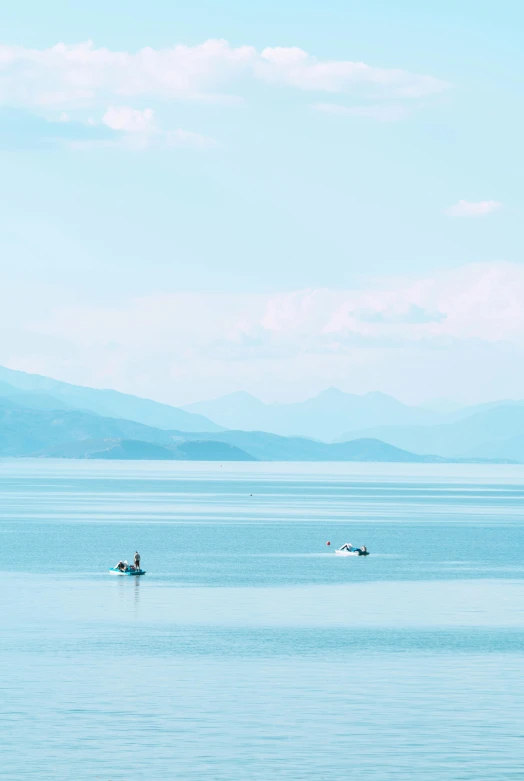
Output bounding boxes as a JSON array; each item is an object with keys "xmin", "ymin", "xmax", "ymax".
[{"xmin": 315, "ymin": 386, "xmax": 347, "ymax": 399}]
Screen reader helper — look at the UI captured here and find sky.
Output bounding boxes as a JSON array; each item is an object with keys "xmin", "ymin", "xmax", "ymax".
[{"xmin": 0, "ymin": 1, "xmax": 523, "ymax": 406}]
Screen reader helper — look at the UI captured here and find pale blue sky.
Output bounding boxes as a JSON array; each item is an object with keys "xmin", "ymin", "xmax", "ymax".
[{"xmin": 0, "ymin": 1, "xmax": 522, "ymax": 404}]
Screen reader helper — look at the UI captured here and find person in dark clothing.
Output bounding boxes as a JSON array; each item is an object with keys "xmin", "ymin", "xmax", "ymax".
[{"xmin": 134, "ymin": 551, "xmax": 141, "ymax": 570}]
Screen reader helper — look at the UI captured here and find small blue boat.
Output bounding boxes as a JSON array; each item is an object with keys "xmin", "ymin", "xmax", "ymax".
[{"xmin": 109, "ymin": 566, "xmax": 146, "ymax": 576}]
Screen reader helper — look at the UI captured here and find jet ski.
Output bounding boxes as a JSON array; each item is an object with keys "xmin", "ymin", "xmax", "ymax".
[{"xmin": 335, "ymin": 545, "xmax": 369, "ymax": 557}]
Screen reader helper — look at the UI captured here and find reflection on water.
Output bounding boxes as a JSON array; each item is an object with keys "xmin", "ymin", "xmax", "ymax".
[{"xmin": 2, "ymin": 460, "xmax": 524, "ymax": 780}]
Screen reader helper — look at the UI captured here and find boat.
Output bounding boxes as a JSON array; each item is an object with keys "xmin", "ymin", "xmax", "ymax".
[
  {"xmin": 109, "ymin": 566, "xmax": 146, "ymax": 576},
  {"xmin": 335, "ymin": 546, "xmax": 369, "ymax": 557}
]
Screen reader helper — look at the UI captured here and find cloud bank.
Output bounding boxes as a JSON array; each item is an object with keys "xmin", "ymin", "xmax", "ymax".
[
  {"xmin": 0, "ymin": 39, "xmax": 450, "ymax": 147},
  {"xmin": 0, "ymin": 39, "xmax": 448, "ymax": 108},
  {"xmin": 1, "ymin": 261, "xmax": 521, "ymax": 404}
]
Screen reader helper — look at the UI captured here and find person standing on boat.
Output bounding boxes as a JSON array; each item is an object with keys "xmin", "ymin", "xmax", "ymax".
[{"xmin": 134, "ymin": 551, "xmax": 141, "ymax": 570}]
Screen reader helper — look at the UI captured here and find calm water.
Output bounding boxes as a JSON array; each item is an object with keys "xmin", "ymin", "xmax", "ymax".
[{"xmin": 2, "ymin": 460, "xmax": 524, "ymax": 780}]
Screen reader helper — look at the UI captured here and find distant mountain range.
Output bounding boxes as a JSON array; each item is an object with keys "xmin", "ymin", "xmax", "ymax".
[
  {"xmin": 183, "ymin": 388, "xmax": 439, "ymax": 441},
  {"xmin": 0, "ymin": 364, "xmax": 523, "ymax": 462},
  {"xmin": 184, "ymin": 388, "xmax": 524, "ymax": 461}
]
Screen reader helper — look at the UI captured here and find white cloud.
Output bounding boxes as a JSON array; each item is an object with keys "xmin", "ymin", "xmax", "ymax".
[
  {"xmin": 0, "ymin": 39, "xmax": 448, "ymax": 110},
  {"xmin": 313, "ymin": 102, "xmax": 408, "ymax": 122},
  {"xmin": 258, "ymin": 47, "xmax": 447, "ymax": 97},
  {"xmin": 102, "ymin": 105, "xmax": 156, "ymax": 133},
  {"xmin": 0, "ymin": 39, "xmax": 255, "ymax": 106},
  {"xmin": 446, "ymin": 200, "xmax": 503, "ymax": 217},
  {"xmin": 97, "ymin": 105, "xmax": 215, "ymax": 150}
]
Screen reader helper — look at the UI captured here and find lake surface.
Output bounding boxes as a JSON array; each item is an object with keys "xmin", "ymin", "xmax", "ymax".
[{"xmin": 2, "ymin": 459, "xmax": 524, "ymax": 780}]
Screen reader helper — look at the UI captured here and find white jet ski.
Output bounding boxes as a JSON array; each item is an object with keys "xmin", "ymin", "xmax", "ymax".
[{"xmin": 335, "ymin": 545, "xmax": 369, "ymax": 557}]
